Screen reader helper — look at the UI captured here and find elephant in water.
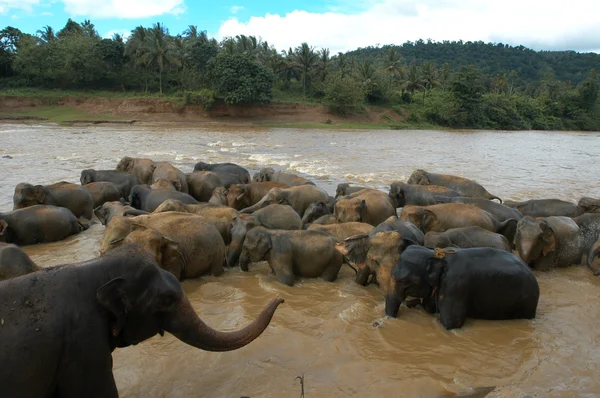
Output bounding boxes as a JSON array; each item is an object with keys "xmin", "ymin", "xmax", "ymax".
[
  {"xmin": 301, "ymin": 200, "xmax": 335, "ymax": 227},
  {"xmin": 13, "ymin": 181, "xmax": 94, "ymax": 219},
  {"xmin": 579, "ymin": 197, "xmax": 600, "ymax": 214},
  {"xmin": 226, "ymin": 204, "xmax": 302, "ymax": 267},
  {"xmin": 81, "ymin": 169, "xmax": 141, "ymax": 199},
  {"xmin": 194, "ymin": 162, "xmax": 251, "ymax": 184},
  {"xmin": 503, "ymin": 198, "xmax": 584, "ymax": 218},
  {"xmin": 94, "ymin": 201, "xmax": 147, "ymax": 226},
  {"xmin": 116, "ymin": 156, "xmax": 156, "ymax": 185},
  {"xmin": 307, "ymin": 222, "xmax": 374, "ymax": 241},
  {"xmin": 152, "ymin": 162, "xmax": 188, "ymax": 194},
  {"xmin": 388, "ymin": 182, "xmax": 460, "ymax": 207},
  {"xmin": 1, "ymin": 205, "xmax": 88, "ymax": 245},
  {"xmin": 0, "ymin": 244, "xmax": 283, "ymax": 397},
  {"xmin": 209, "ymin": 187, "xmax": 229, "ymax": 205},
  {"xmin": 450, "ymin": 197, "xmax": 523, "ymax": 222},
  {"xmin": 386, "ymin": 246, "xmax": 539, "ymax": 329},
  {"xmin": 407, "ymin": 169, "xmax": 502, "ymax": 203},
  {"xmin": 424, "ymin": 226, "xmax": 511, "ymax": 252},
  {"xmin": 240, "ymin": 185, "xmax": 329, "ymax": 217},
  {"xmin": 227, "ymin": 182, "xmax": 289, "ymax": 210},
  {"xmin": 83, "ymin": 182, "xmax": 122, "ymax": 208},
  {"xmin": 150, "ymin": 179, "xmax": 180, "ymax": 191},
  {"xmin": 587, "ymin": 239, "xmax": 600, "ymax": 275},
  {"xmin": 336, "ymin": 183, "xmax": 368, "ymax": 198},
  {"xmin": 239, "ymin": 227, "xmax": 343, "ymax": 286},
  {"xmin": 129, "ymin": 185, "xmax": 197, "ymax": 212},
  {"xmin": 255, "ymin": 167, "xmax": 314, "ymax": 186},
  {"xmin": 186, "ymin": 171, "xmax": 229, "ymax": 202},
  {"xmin": 0, "ymin": 243, "xmax": 41, "ymax": 281},
  {"xmin": 335, "ymin": 189, "xmax": 397, "ymax": 226}
]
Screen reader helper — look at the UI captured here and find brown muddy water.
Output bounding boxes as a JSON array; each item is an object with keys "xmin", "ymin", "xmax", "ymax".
[{"xmin": 1, "ymin": 124, "xmax": 600, "ymax": 397}]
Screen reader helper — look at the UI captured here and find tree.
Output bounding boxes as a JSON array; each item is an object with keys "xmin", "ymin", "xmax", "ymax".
[
  {"xmin": 451, "ymin": 65, "xmax": 486, "ymax": 127},
  {"xmin": 125, "ymin": 26, "xmax": 151, "ymax": 91},
  {"xmin": 578, "ymin": 69, "xmax": 599, "ymax": 111},
  {"xmin": 315, "ymin": 48, "xmax": 331, "ymax": 82},
  {"xmin": 37, "ymin": 26, "xmax": 56, "ymax": 43},
  {"xmin": 401, "ymin": 64, "xmax": 425, "ymax": 101},
  {"xmin": 382, "ymin": 47, "xmax": 403, "ymax": 91},
  {"xmin": 323, "ymin": 72, "xmax": 365, "ymax": 116},
  {"xmin": 209, "ymin": 53, "xmax": 274, "ymax": 104},
  {"xmin": 0, "ymin": 26, "xmax": 24, "ymax": 76},
  {"xmin": 141, "ymin": 23, "xmax": 180, "ymax": 94},
  {"xmin": 335, "ymin": 52, "xmax": 351, "ymax": 78},
  {"xmin": 294, "ymin": 42, "xmax": 318, "ymax": 96},
  {"xmin": 421, "ymin": 61, "xmax": 440, "ymax": 104},
  {"xmin": 57, "ymin": 18, "xmax": 83, "ymax": 39}
]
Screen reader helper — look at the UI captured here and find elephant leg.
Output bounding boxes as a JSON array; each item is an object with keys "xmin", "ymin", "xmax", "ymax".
[
  {"xmin": 321, "ymin": 260, "xmax": 342, "ymax": 282},
  {"xmin": 269, "ymin": 252, "xmax": 295, "ymax": 286},
  {"xmin": 421, "ymin": 296, "xmax": 438, "ymax": 314},
  {"xmin": 438, "ymin": 296, "xmax": 467, "ymax": 330},
  {"xmin": 57, "ymin": 352, "xmax": 118, "ymax": 398}
]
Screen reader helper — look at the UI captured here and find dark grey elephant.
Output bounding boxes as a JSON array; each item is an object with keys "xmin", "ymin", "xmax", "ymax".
[
  {"xmin": 0, "ymin": 244, "xmax": 283, "ymax": 397},
  {"xmin": 186, "ymin": 171, "xmax": 227, "ymax": 202},
  {"xmin": 424, "ymin": 226, "xmax": 511, "ymax": 251},
  {"xmin": 504, "ymin": 199, "xmax": 584, "ymax": 218},
  {"xmin": 226, "ymin": 204, "xmax": 302, "ymax": 267},
  {"xmin": 129, "ymin": 185, "xmax": 198, "ymax": 212},
  {"xmin": 0, "ymin": 205, "xmax": 87, "ymax": 245},
  {"xmin": 450, "ymin": 197, "xmax": 523, "ymax": 222},
  {"xmin": 386, "ymin": 246, "xmax": 539, "ymax": 329},
  {"xmin": 14, "ymin": 181, "xmax": 94, "ymax": 219},
  {"xmin": 194, "ymin": 162, "xmax": 251, "ymax": 184},
  {"xmin": 301, "ymin": 200, "xmax": 335, "ymax": 227},
  {"xmin": 0, "ymin": 243, "xmax": 41, "ymax": 280},
  {"xmin": 336, "ymin": 183, "xmax": 367, "ymax": 198},
  {"xmin": 240, "ymin": 185, "xmax": 329, "ymax": 217},
  {"xmin": 239, "ymin": 227, "xmax": 343, "ymax": 286},
  {"xmin": 81, "ymin": 169, "xmax": 141, "ymax": 199},
  {"xmin": 579, "ymin": 197, "xmax": 600, "ymax": 214},
  {"xmin": 407, "ymin": 169, "xmax": 502, "ymax": 203},
  {"xmin": 84, "ymin": 182, "xmax": 122, "ymax": 208},
  {"xmin": 388, "ymin": 182, "xmax": 459, "ymax": 207}
]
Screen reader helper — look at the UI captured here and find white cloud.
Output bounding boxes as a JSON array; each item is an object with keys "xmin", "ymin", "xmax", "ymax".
[
  {"xmin": 217, "ymin": 0, "xmax": 600, "ymax": 53},
  {"xmin": 230, "ymin": 5, "xmax": 244, "ymax": 14},
  {"xmin": 0, "ymin": 0, "xmax": 41, "ymax": 15},
  {"xmin": 103, "ymin": 29, "xmax": 132, "ymax": 40},
  {"xmin": 39, "ymin": 11, "xmax": 53, "ymax": 16},
  {"xmin": 61, "ymin": 0, "xmax": 185, "ymax": 19}
]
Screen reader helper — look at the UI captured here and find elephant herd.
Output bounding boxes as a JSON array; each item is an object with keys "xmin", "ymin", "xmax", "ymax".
[{"xmin": 1, "ymin": 157, "xmax": 600, "ymax": 396}]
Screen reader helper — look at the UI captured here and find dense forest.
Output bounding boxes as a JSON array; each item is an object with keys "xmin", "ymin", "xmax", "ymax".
[{"xmin": 0, "ymin": 19, "xmax": 599, "ymax": 130}]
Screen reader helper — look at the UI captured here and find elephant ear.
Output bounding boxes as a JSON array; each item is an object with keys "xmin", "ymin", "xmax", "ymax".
[
  {"xmin": 0, "ymin": 219, "xmax": 8, "ymax": 236},
  {"xmin": 278, "ymin": 191, "xmax": 291, "ymax": 205},
  {"xmin": 33, "ymin": 185, "xmax": 46, "ymax": 203},
  {"xmin": 421, "ymin": 209, "xmax": 437, "ymax": 233},
  {"xmin": 96, "ymin": 277, "xmax": 130, "ymax": 337},
  {"xmin": 426, "ymin": 257, "xmax": 446, "ymax": 288},
  {"xmin": 236, "ymin": 186, "xmax": 248, "ymax": 201},
  {"xmin": 540, "ymin": 220, "xmax": 556, "ymax": 256},
  {"xmin": 160, "ymin": 237, "xmax": 187, "ymax": 281},
  {"xmin": 358, "ymin": 199, "xmax": 367, "ymax": 222},
  {"xmin": 171, "ymin": 180, "xmax": 182, "ymax": 192}
]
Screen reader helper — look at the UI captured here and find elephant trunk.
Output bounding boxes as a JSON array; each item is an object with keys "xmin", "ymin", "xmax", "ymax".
[
  {"xmin": 355, "ymin": 267, "xmax": 370, "ymax": 286},
  {"xmin": 240, "ymin": 198, "xmax": 269, "ymax": 214},
  {"xmin": 239, "ymin": 248, "xmax": 251, "ymax": 271},
  {"xmin": 486, "ymin": 192, "xmax": 503, "ymax": 203},
  {"xmin": 517, "ymin": 240, "xmax": 536, "ymax": 264},
  {"xmin": 587, "ymin": 242, "xmax": 600, "ymax": 275},
  {"xmin": 226, "ymin": 241, "xmax": 243, "ymax": 267},
  {"xmin": 385, "ymin": 289, "xmax": 406, "ymax": 318},
  {"xmin": 163, "ymin": 296, "xmax": 284, "ymax": 352}
]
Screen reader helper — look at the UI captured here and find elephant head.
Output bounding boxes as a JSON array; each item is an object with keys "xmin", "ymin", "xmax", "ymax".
[
  {"xmin": 579, "ymin": 197, "xmax": 600, "ymax": 214},
  {"xmin": 154, "ymin": 199, "xmax": 186, "ymax": 213},
  {"xmin": 588, "ymin": 239, "xmax": 600, "ymax": 276},
  {"xmin": 97, "ymin": 244, "xmax": 284, "ymax": 351},
  {"xmin": 129, "ymin": 185, "xmax": 149, "ymax": 209},
  {"xmin": 238, "ymin": 227, "xmax": 272, "ymax": 271},
  {"xmin": 80, "ymin": 169, "xmax": 96, "ymax": 185},
  {"xmin": 335, "ymin": 234, "xmax": 370, "ymax": 283},
  {"xmin": 240, "ymin": 188, "xmax": 287, "ymax": 214},
  {"xmin": 302, "ymin": 201, "xmax": 330, "ymax": 227},
  {"xmin": 336, "ymin": 183, "xmax": 351, "ymax": 199},
  {"xmin": 515, "ymin": 216, "xmax": 556, "ymax": 268},
  {"xmin": 406, "ymin": 169, "xmax": 430, "ymax": 185},
  {"xmin": 423, "ymin": 231, "xmax": 453, "ymax": 249},
  {"xmin": 116, "ymin": 156, "xmax": 134, "ymax": 173},
  {"xmin": 100, "ymin": 216, "xmax": 136, "ymax": 252},
  {"xmin": 226, "ymin": 214, "xmax": 259, "ymax": 267},
  {"xmin": 227, "ymin": 184, "xmax": 251, "ymax": 210},
  {"xmin": 388, "ymin": 182, "xmax": 406, "ymax": 208},
  {"xmin": 13, "ymin": 183, "xmax": 47, "ymax": 209},
  {"xmin": 193, "ymin": 162, "xmax": 210, "ymax": 172},
  {"xmin": 386, "ymin": 246, "xmax": 450, "ymax": 317},
  {"xmin": 399, "ymin": 206, "xmax": 438, "ymax": 233},
  {"xmin": 258, "ymin": 168, "xmax": 275, "ymax": 182},
  {"xmin": 335, "ymin": 198, "xmax": 366, "ymax": 223},
  {"xmin": 209, "ymin": 187, "xmax": 229, "ymax": 205}
]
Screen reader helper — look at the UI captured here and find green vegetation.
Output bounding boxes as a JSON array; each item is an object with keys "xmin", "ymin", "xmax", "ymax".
[
  {"xmin": 1, "ymin": 20, "xmax": 599, "ymax": 130},
  {"xmin": 0, "ymin": 106, "xmax": 120, "ymax": 123}
]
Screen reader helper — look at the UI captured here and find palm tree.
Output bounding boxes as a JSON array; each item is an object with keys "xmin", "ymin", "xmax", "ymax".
[
  {"xmin": 294, "ymin": 43, "xmax": 318, "ymax": 96},
  {"xmin": 421, "ymin": 61, "xmax": 440, "ymax": 104},
  {"xmin": 37, "ymin": 26, "xmax": 56, "ymax": 43},
  {"xmin": 125, "ymin": 26, "xmax": 151, "ymax": 92},
  {"xmin": 401, "ymin": 64, "xmax": 425, "ymax": 102},
  {"xmin": 383, "ymin": 47, "xmax": 404, "ymax": 91},
  {"xmin": 278, "ymin": 48, "xmax": 298, "ymax": 88},
  {"xmin": 335, "ymin": 52, "xmax": 351, "ymax": 78},
  {"xmin": 315, "ymin": 48, "xmax": 330, "ymax": 82},
  {"xmin": 142, "ymin": 23, "xmax": 181, "ymax": 94}
]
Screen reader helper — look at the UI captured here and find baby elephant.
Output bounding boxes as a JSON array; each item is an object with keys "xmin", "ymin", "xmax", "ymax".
[
  {"xmin": 424, "ymin": 226, "xmax": 511, "ymax": 251},
  {"xmin": 239, "ymin": 227, "xmax": 343, "ymax": 286},
  {"xmin": 0, "ymin": 243, "xmax": 41, "ymax": 281},
  {"xmin": 387, "ymin": 246, "xmax": 539, "ymax": 330},
  {"xmin": 13, "ymin": 182, "xmax": 94, "ymax": 219}
]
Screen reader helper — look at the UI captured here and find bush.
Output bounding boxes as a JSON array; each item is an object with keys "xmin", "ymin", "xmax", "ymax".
[
  {"xmin": 184, "ymin": 89, "xmax": 215, "ymax": 110},
  {"xmin": 323, "ymin": 73, "xmax": 365, "ymax": 116}
]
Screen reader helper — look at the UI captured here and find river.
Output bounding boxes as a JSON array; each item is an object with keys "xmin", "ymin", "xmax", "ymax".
[{"xmin": 1, "ymin": 124, "xmax": 599, "ymax": 397}]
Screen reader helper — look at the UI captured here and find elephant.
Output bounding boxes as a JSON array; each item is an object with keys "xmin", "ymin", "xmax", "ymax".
[
  {"xmin": 503, "ymin": 199, "xmax": 584, "ymax": 218},
  {"xmin": 0, "ymin": 244, "xmax": 283, "ymax": 398},
  {"xmin": 450, "ymin": 197, "xmax": 523, "ymax": 222},
  {"xmin": 307, "ymin": 222, "xmax": 374, "ymax": 241},
  {"xmin": 239, "ymin": 227, "xmax": 343, "ymax": 286},
  {"xmin": 14, "ymin": 181, "xmax": 94, "ymax": 219},
  {"xmin": 335, "ymin": 218, "xmax": 424, "ymax": 286},
  {"xmin": 424, "ymin": 226, "xmax": 511, "ymax": 251},
  {"xmin": 335, "ymin": 189, "xmax": 397, "ymax": 226},
  {"xmin": 152, "ymin": 162, "xmax": 188, "ymax": 193},
  {"xmin": 579, "ymin": 197, "xmax": 600, "ymax": 214},
  {"xmin": 311, "ymin": 214, "xmax": 337, "ymax": 225},
  {"xmin": 0, "ymin": 243, "xmax": 41, "ymax": 281},
  {"xmin": 256, "ymin": 167, "xmax": 314, "ymax": 186},
  {"xmin": 116, "ymin": 156, "xmax": 156, "ymax": 185},
  {"xmin": 515, "ymin": 216, "xmax": 585, "ymax": 270},
  {"xmin": 153, "ymin": 199, "xmax": 239, "ymax": 244},
  {"xmin": 186, "ymin": 171, "xmax": 228, "ymax": 202},
  {"xmin": 94, "ymin": 201, "xmax": 148, "ymax": 226},
  {"xmin": 301, "ymin": 200, "xmax": 335, "ymax": 227},
  {"xmin": 81, "ymin": 169, "xmax": 141, "ymax": 199},
  {"xmin": 385, "ymin": 246, "xmax": 539, "ymax": 329},
  {"xmin": 209, "ymin": 186, "xmax": 229, "ymax": 205},
  {"xmin": 573, "ymin": 213, "xmax": 600, "ymax": 254},
  {"xmin": 399, "ymin": 203, "xmax": 517, "ymax": 244},
  {"xmin": 194, "ymin": 162, "xmax": 251, "ymax": 184},
  {"xmin": 84, "ymin": 182, "xmax": 122, "ymax": 208},
  {"xmin": 226, "ymin": 204, "xmax": 302, "ymax": 267},
  {"xmin": 336, "ymin": 183, "xmax": 368, "ymax": 198},
  {"xmin": 129, "ymin": 184, "xmax": 198, "ymax": 212},
  {"xmin": 227, "ymin": 182, "xmax": 289, "ymax": 210},
  {"xmin": 150, "ymin": 179, "xmax": 180, "ymax": 191},
  {"xmin": 116, "ymin": 218, "xmax": 226, "ymax": 280},
  {"xmin": 587, "ymin": 239, "xmax": 600, "ymax": 275},
  {"xmin": 388, "ymin": 182, "xmax": 460, "ymax": 208},
  {"xmin": 240, "ymin": 185, "xmax": 329, "ymax": 217},
  {"xmin": 1, "ymin": 205, "xmax": 87, "ymax": 245},
  {"xmin": 407, "ymin": 169, "xmax": 502, "ymax": 203}
]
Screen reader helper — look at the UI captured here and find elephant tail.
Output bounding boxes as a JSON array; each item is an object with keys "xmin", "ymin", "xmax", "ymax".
[{"xmin": 486, "ymin": 193, "xmax": 503, "ymax": 203}]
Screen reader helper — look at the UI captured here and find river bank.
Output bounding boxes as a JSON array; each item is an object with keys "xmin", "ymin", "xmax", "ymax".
[{"xmin": 0, "ymin": 92, "xmax": 440, "ymax": 130}]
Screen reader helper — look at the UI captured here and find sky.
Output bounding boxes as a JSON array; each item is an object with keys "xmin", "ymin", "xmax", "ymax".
[{"xmin": 2, "ymin": 0, "xmax": 600, "ymax": 54}]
